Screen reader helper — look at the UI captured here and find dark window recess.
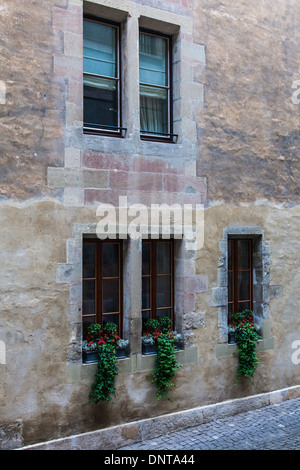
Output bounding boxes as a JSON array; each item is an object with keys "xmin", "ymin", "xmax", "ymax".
[
  {"xmin": 228, "ymin": 238, "xmax": 253, "ymax": 322},
  {"xmin": 83, "ymin": 17, "xmax": 125, "ymax": 136},
  {"xmin": 142, "ymin": 239, "xmax": 174, "ymax": 329},
  {"xmin": 82, "ymin": 239, "xmax": 123, "ymax": 338},
  {"xmin": 139, "ymin": 30, "xmax": 177, "ymax": 143}
]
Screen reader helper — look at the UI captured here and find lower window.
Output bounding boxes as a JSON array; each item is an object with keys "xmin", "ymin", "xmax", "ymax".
[
  {"xmin": 82, "ymin": 238, "xmax": 123, "ymax": 337},
  {"xmin": 142, "ymin": 239, "xmax": 174, "ymax": 328},
  {"xmin": 228, "ymin": 238, "xmax": 253, "ymax": 322}
]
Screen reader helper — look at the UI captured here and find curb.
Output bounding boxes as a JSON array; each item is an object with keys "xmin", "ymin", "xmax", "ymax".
[{"xmin": 19, "ymin": 385, "xmax": 300, "ymax": 450}]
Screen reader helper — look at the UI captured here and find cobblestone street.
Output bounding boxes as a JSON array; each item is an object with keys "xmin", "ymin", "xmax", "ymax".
[{"xmin": 118, "ymin": 397, "xmax": 300, "ymax": 451}]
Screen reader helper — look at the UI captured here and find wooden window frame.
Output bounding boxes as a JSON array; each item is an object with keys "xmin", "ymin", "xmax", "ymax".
[
  {"xmin": 228, "ymin": 238, "xmax": 253, "ymax": 323},
  {"xmin": 83, "ymin": 16, "xmax": 126, "ymax": 138},
  {"xmin": 142, "ymin": 239, "xmax": 174, "ymax": 325},
  {"xmin": 82, "ymin": 238, "xmax": 123, "ymax": 336},
  {"xmin": 139, "ymin": 29, "xmax": 177, "ymax": 144}
]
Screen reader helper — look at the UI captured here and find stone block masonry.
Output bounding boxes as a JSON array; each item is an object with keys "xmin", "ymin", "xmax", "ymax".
[
  {"xmin": 49, "ymin": 0, "xmax": 206, "ymax": 209},
  {"xmin": 48, "ymin": 150, "xmax": 207, "ymax": 207}
]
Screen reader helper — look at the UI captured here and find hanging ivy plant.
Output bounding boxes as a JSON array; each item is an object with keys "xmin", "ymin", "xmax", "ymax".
[
  {"xmin": 89, "ymin": 342, "xmax": 118, "ymax": 403},
  {"xmin": 143, "ymin": 317, "xmax": 180, "ymax": 400},
  {"xmin": 150, "ymin": 332, "xmax": 179, "ymax": 401},
  {"xmin": 87, "ymin": 322, "xmax": 120, "ymax": 404},
  {"xmin": 232, "ymin": 310, "xmax": 260, "ymax": 385}
]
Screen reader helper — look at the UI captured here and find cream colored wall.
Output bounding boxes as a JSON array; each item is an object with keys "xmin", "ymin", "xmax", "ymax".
[
  {"xmin": 0, "ymin": 200, "xmax": 299, "ymax": 446},
  {"xmin": 0, "ymin": 0, "xmax": 300, "ymax": 449}
]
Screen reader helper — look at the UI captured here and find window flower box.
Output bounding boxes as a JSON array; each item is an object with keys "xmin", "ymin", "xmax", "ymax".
[
  {"xmin": 142, "ymin": 335, "xmax": 157, "ymax": 355},
  {"xmin": 228, "ymin": 324, "xmax": 236, "ymax": 344},
  {"xmin": 116, "ymin": 339, "xmax": 129, "ymax": 359},
  {"xmin": 142, "ymin": 343, "xmax": 158, "ymax": 355},
  {"xmin": 82, "ymin": 341, "xmax": 99, "ymax": 364}
]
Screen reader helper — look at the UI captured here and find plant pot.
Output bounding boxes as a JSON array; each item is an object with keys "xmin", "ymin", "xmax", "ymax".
[
  {"xmin": 116, "ymin": 346, "xmax": 128, "ymax": 359},
  {"xmin": 82, "ymin": 350, "xmax": 98, "ymax": 363},
  {"xmin": 228, "ymin": 332, "xmax": 236, "ymax": 344},
  {"xmin": 142, "ymin": 343, "xmax": 157, "ymax": 355},
  {"xmin": 174, "ymin": 341, "xmax": 184, "ymax": 351}
]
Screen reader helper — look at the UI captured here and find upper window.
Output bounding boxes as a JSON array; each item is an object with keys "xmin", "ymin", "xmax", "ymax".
[
  {"xmin": 142, "ymin": 239, "xmax": 174, "ymax": 329},
  {"xmin": 228, "ymin": 238, "xmax": 253, "ymax": 322},
  {"xmin": 83, "ymin": 18, "xmax": 123, "ymax": 136},
  {"xmin": 82, "ymin": 239, "xmax": 123, "ymax": 337},
  {"xmin": 139, "ymin": 31, "xmax": 174, "ymax": 142}
]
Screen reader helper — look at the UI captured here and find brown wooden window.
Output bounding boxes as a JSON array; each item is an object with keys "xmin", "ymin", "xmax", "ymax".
[
  {"xmin": 83, "ymin": 17, "xmax": 126, "ymax": 137},
  {"xmin": 82, "ymin": 239, "xmax": 123, "ymax": 337},
  {"xmin": 228, "ymin": 238, "xmax": 253, "ymax": 322},
  {"xmin": 139, "ymin": 30, "xmax": 177, "ymax": 143},
  {"xmin": 142, "ymin": 239, "xmax": 174, "ymax": 327}
]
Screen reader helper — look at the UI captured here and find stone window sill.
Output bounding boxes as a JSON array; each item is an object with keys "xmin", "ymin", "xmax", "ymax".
[
  {"xmin": 216, "ymin": 337, "xmax": 275, "ymax": 359},
  {"xmin": 68, "ymin": 346, "xmax": 198, "ymax": 382}
]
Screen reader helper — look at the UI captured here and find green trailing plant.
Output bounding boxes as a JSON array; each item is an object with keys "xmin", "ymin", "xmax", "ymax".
[
  {"xmin": 232, "ymin": 310, "xmax": 260, "ymax": 385},
  {"xmin": 143, "ymin": 317, "xmax": 181, "ymax": 400},
  {"xmin": 150, "ymin": 331, "xmax": 179, "ymax": 401},
  {"xmin": 86, "ymin": 322, "xmax": 120, "ymax": 403},
  {"xmin": 90, "ymin": 342, "xmax": 118, "ymax": 403}
]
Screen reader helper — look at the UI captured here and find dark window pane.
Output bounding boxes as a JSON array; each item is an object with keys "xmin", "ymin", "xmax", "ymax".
[
  {"xmin": 228, "ymin": 239, "xmax": 233, "ymax": 271},
  {"xmin": 156, "ymin": 308, "xmax": 172, "ymax": 319},
  {"xmin": 156, "ymin": 242, "xmax": 171, "ymax": 274},
  {"xmin": 84, "ymin": 77, "xmax": 118, "ymax": 128},
  {"xmin": 142, "ymin": 310, "xmax": 151, "ymax": 325},
  {"xmin": 82, "ymin": 316, "xmax": 96, "ymax": 339},
  {"xmin": 238, "ymin": 301, "xmax": 250, "ymax": 312},
  {"xmin": 102, "ymin": 243, "xmax": 119, "ymax": 278},
  {"xmin": 228, "ymin": 272, "xmax": 233, "ymax": 302},
  {"xmin": 142, "ymin": 242, "xmax": 151, "ymax": 275},
  {"xmin": 103, "ymin": 278, "xmax": 120, "ymax": 313},
  {"xmin": 156, "ymin": 276, "xmax": 171, "ymax": 308},
  {"xmin": 83, "ymin": 243, "xmax": 95, "ymax": 278},
  {"xmin": 142, "ymin": 277, "xmax": 151, "ymax": 309},
  {"xmin": 238, "ymin": 240, "xmax": 250, "ymax": 270},
  {"xmin": 238, "ymin": 271, "xmax": 251, "ymax": 301},
  {"xmin": 83, "ymin": 280, "xmax": 95, "ymax": 315},
  {"xmin": 228, "ymin": 238, "xmax": 253, "ymax": 327}
]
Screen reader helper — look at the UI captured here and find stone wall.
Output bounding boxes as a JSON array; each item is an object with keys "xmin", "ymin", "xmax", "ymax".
[
  {"xmin": 193, "ymin": 0, "xmax": 300, "ymax": 204},
  {"xmin": 0, "ymin": 201, "xmax": 299, "ymax": 448},
  {"xmin": 0, "ymin": 0, "xmax": 299, "ymax": 449},
  {"xmin": 0, "ymin": 0, "xmax": 66, "ymax": 200}
]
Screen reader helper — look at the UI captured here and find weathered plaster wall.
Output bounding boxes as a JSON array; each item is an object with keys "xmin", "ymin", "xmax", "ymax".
[
  {"xmin": 0, "ymin": 0, "xmax": 300, "ymax": 449},
  {"xmin": 0, "ymin": 201, "xmax": 299, "ymax": 448},
  {"xmin": 0, "ymin": 0, "xmax": 67, "ymax": 200},
  {"xmin": 193, "ymin": 0, "xmax": 300, "ymax": 204}
]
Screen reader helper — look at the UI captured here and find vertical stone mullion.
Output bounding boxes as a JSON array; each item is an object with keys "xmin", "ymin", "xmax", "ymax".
[
  {"xmin": 123, "ymin": 237, "xmax": 142, "ymax": 355},
  {"xmin": 121, "ymin": 13, "xmax": 140, "ymax": 141}
]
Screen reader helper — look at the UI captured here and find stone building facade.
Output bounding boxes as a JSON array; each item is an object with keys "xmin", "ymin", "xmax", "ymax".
[{"xmin": 0, "ymin": 0, "xmax": 299, "ymax": 449}]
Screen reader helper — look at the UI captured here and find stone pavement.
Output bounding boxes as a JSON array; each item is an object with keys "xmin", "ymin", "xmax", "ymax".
[{"xmin": 118, "ymin": 397, "xmax": 300, "ymax": 450}]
